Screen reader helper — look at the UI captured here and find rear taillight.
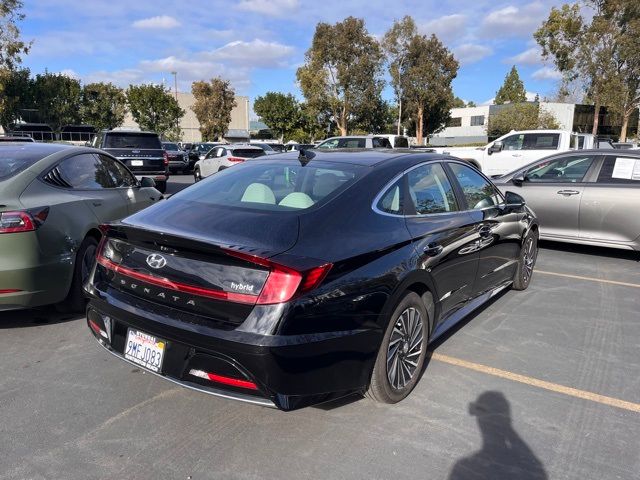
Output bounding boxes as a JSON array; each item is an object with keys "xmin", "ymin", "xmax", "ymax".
[
  {"xmin": 163, "ymin": 151, "xmax": 169, "ymax": 166},
  {"xmin": 0, "ymin": 207, "xmax": 48, "ymax": 234},
  {"xmin": 227, "ymin": 156, "xmax": 245, "ymax": 163}
]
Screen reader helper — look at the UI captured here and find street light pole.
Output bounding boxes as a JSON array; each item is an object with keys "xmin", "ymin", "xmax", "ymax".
[{"xmin": 171, "ymin": 71, "xmax": 178, "ymax": 100}]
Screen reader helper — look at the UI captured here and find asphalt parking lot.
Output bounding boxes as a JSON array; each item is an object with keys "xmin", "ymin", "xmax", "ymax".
[{"xmin": 1, "ymin": 176, "xmax": 639, "ymax": 480}]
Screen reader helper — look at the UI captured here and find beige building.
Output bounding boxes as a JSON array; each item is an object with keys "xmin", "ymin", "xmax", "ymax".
[{"xmin": 122, "ymin": 93, "xmax": 250, "ymax": 142}]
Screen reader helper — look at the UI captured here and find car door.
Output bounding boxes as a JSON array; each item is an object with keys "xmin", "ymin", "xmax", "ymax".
[
  {"xmin": 508, "ymin": 154, "xmax": 598, "ymax": 239},
  {"xmin": 580, "ymin": 155, "xmax": 640, "ymax": 243},
  {"xmin": 98, "ymin": 154, "xmax": 160, "ymax": 214},
  {"xmin": 403, "ymin": 162, "xmax": 480, "ymax": 320},
  {"xmin": 56, "ymin": 153, "xmax": 129, "ymax": 222},
  {"xmin": 447, "ymin": 162, "xmax": 522, "ymax": 296},
  {"xmin": 483, "ymin": 133, "xmax": 527, "ymax": 176},
  {"xmin": 201, "ymin": 147, "xmax": 220, "ymax": 177}
]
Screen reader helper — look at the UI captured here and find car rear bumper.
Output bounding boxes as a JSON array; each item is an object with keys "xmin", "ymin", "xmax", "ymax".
[
  {"xmin": 85, "ymin": 289, "xmax": 379, "ymax": 410},
  {"xmin": 0, "ymin": 233, "xmax": 73, "ymax": 310}
]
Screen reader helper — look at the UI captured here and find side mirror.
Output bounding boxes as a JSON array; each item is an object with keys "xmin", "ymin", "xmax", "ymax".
[
  {"xmin": 140, "ymin": 177, "xmax": 156, "ymax": 188},
  {"xmin": 504, "ymin": 191, "xmax": 525, "ymax": 209},
  {"xmin": 512, "ymin": 172, "xmax": 526, "ymax": 186},
  {"xmin": 488, "ymin": 141, "xmax": 503, "ymax": 155}
]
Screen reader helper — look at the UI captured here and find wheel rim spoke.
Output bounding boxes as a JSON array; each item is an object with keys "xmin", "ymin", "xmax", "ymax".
[{"xmin": 386, "ymin": 306, "xmax": 424, "ymax": 391}]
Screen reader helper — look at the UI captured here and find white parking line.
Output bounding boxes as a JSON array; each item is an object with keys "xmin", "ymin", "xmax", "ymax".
[{"xmin": 536, "ymin": 270, "xmax": 640, "ymax": 289}]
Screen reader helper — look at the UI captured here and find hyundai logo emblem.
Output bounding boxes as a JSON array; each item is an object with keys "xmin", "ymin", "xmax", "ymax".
[{"xmin": 146, "ymin": 253, "xmax": 167, "ymax": 269}]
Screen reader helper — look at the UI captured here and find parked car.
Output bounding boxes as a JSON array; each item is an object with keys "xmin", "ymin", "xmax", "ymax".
[
  {"xmin": 316, "ymin": 135, "xmax": 393, "ymax": 149},
  {"xmin": 162, "ymin": 141, "xmax": 189, "ymax": 174},
  {"xmin": 374, "ymin": 134, "xmax": 410, "ymax": 148},
  {"xmin": 187, "ymin": 142, "xmax": 222, "ymax": 171},
  {"xmin": 193, "ymin": 145, "xmax": 266, "ymax": 181},
  {"xmin": 493, "ymin": 149, "xmax": 640, "ymax": 250},
  {"xmin": 434, "ymin": 130, "xmax": 600, "ymax": 177},
  {"xmin": 0, "ymin": 143, "xmax": 161, "ymax": 312},
  {"xmin": 92, "ymin": 130, "xmax": 169, "ymax": 193},
  {"xmin": 248, "ymin": 142, "xmax": 279, "ymax": 155},
  {"xmin": 85, "ymin": 150, "xmax": 538, "ymax": 410}
]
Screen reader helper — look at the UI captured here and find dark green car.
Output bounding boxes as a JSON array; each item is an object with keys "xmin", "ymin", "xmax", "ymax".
[{"xmin": 0, "ymin": 142, "xmax": 162, "ymax": 311}]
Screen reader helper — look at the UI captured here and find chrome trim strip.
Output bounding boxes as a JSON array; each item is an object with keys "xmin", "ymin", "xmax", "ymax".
[{"xmin": 95, "ymin": 339, "xmax": 277, "ymax": 408}]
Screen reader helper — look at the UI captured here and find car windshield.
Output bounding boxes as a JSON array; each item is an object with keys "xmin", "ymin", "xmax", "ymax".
[
  {"xmin": 0, "ymin": 147, "xmax": 51, "ymax": 180},
  {"xmin": 163, "ymin": 143, "xmax": 179, "ymax": 151},
  {"xmin": 196, "ymin": 143, "xmax": 217, "ymax": 153},
  {"xmin": 172, "ymin": 161, "xmax": 363, "ymax": 211},
  {"xmin": 105, "ymin": 133, "xmax": 161, "ymax": 149}
]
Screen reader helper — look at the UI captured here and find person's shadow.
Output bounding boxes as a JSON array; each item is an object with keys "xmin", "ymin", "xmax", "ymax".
[{"xmin": 449, "ymin": 391, "xmax": 547, "ymax": 480}]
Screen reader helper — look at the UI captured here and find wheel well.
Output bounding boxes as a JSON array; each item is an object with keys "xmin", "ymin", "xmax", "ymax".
[
  {"xmin": 404, "ymin": 283, "xmax": 436, "ymax": 334},
  {"xmin": 86, "ymin": 228, "xmax": 102, "ymax": 243}
]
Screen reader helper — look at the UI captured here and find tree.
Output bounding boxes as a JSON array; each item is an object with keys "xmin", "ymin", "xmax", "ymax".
[
  {"xmin": 382, "ymin": 16, "xmax": 417, "ymax": 135},
  {"xmin": 297, "ymin": 16, "xmax": 384, "ymax": 136},
  {"xmin": 0, "ymin": 66, "xmax": 30, "ymax": 130},
  {"xmin": 487, "ymin": 103, "xmax": 560, "ymax": 138},
  {"xmin": 495, "ymin": 66, "xmax": 527, "ymax": 105},
  {"xmin": 80, "ymin": 82, "xmax": 127, "ymax": 130},
  {"xmin": 31, "ymin": 71, "xmax": 82, "ymax": 129},
  {"xmin": 402, "ymin": 34, "xmax": 458, "ymax": 144},
  {"xmin": 452, "ymin": 97, "xmax": 466, "ymax": 108},
  {"xmin": 0, "ymin": 0, "xmax": 30, "ymax": 70},
  {"xmin": 126, "ymin": 84, "xmax": 184, "ymax": 137},
  {"xmin": 466, "ymin": 101, "xmax": 477, "ymax": 108},
  {"xmin": 191, "ymin": 77, "xmax": 236, "ymax": 141},
  {"xmin": 253, "ymin": 92, "xmax": 301, "ymax": 142},
  {"xmin": 534, "ymin": 1, "xmax": 640, "ymax": 137}
]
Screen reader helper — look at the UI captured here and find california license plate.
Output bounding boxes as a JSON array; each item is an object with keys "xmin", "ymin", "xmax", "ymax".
[
  {"xmin": 124, "ymin": 329, "xmax": 165, "ymax": 372},
  {"xmin": 131, "ymin": 160, "xmax": 144, "ymax": 166}
]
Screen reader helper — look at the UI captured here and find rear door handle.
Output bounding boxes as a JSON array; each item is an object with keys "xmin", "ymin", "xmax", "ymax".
[
  {"xmin": 423, "ymin": 243, "xmax": 443, "ymax": 256},
  {"xmin": 512, "ymin": 154, "xmax": 522, "ymax": 157},
  {"xmin": 557, "ymin": 190, "xmax": 580, "ymax": 196},
  {"xmin": 92, "ymin": 201, "xmax": 102, "ymax": 207}
]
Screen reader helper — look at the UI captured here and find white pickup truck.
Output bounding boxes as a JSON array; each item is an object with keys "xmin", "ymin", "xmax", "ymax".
[{"xmin": 434, "ymin": 130, "xmax": 603, "ymax": 177}]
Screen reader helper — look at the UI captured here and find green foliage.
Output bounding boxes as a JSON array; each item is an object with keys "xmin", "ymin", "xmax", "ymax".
[
  {"xmin": 466, "ymin": 101, "xmax": 477, "ymax": 108},
  {"xmin": 495, "ymin": 66, "xmax": 527, "ymax": 105},
  {"xmin": 0, "ymin": 66, "xmax": 30, "ymax": 129},
  {"xmin": 452, "ymin": 97, "xmax": 466, "ymax": 108},
  {"xmin": 402, "ymin": 34, "xmax": 458, "ymax": 143},
  {"xmin": 253, "ymin": 92, "xmax": 301, "ymax": 142},
  {"xmin": 191, "ymin": 77, "xmax": 236, "ymax": 141},
  {"xmin": 0, "ymin": 0, "xmax": 30, "ymax": 70},
  {"xmin": 297, "ymin": 16, "xmax": 384, "ymax": 136},
  {"xmin": 487, "ymin": 103, "xmax": 560, "ymax": 138},
  {"xmin": 126, "ymin": 84, "xmax": 185, "ymax": 137},
  {"xmin": 80, "ymin": 82, "xmax": 127, "ymax": 130},
  {"xmin": 31, "ymin": 71, "xmax": 82, "ymax": 129}
]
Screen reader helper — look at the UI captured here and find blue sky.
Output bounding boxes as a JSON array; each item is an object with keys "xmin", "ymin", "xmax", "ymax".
[{"xmin": 20, "ymin": 0, "xmax": 566, "ymax": 115}]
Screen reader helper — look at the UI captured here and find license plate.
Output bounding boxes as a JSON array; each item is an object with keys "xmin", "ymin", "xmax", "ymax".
[
  {"xmin": 131, "ymin": 160, "xmax": 144, "ymax": 166},
  {"xmin": 124, "ymin": 329, "xmax": 165, "ymax": 372}
]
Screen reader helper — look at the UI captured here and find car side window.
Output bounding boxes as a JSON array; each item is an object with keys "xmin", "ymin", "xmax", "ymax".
[
  {"xmin": 502, "ymin": 134, "xmax": 524, "ymax": 151},
  {"xmin": 376, "ymin": 178, "xmax": 404, "ymax": 215},
  {"xmin": 597, "ymin": 157, "xmax": 640, "ymax": 184},
  {"xmin": 523, "ymin": 133, "xmax": 560, "ymax": 150},
  {"xmin": 57, "ymin": 154, "xmax": 114, "ymax": 190},
  {"xmin": 218, "ymin": 148, "xmax": 226, "ymax": 157},
  {"xmin": 407, "ymin": 163, "xmax": 458, "ymax": 215},
  {"xmin": 318, "ymin": 139, "xmax": 339, "ymax": 149},
  {"xmin": 525, "ymin": 155, "xmax": 596, "ymax": 183},
  {"xmin": 449, "ymin": 163, "xmax": 501, "ymax": 210},
  {"xmin": 372, "ymin": 137, "xmax": 392, "ymax": 148},
  {"xmin": 100, "ymin": 155, "xmax": 137, "ymax": 187}
]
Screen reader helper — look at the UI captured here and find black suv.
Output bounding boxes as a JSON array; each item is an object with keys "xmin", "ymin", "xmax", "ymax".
[{"xmin": 93, "ymin": 130, "xmax": 169, "ymax": 193}]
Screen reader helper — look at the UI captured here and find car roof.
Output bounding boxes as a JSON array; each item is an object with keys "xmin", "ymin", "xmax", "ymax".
[
  {"xmin": 268, "ymin": 149, "xmax": 443, "ymax": 167},
  {"xmin": 0, "ymin": 142, "xmax": 73, "ymax": 155}
]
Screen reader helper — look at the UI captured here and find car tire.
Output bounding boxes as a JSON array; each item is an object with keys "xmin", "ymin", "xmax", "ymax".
[
  {"xmin": 194, "ymin": 168, "xmax": 202, "ymax": 182},
  {"xmin": 155, "ymin": 180, "xmax": 167, "ymax": 193},
  {"xmin": 366, "ymin": 291, "xmax": 430, "ymax": 404},
  {"xmin": 512, "ymin": 230, "xmax": 538, "ymax": 291},
  {"xmin": 57, "ymin": 235, "xmax": 99, "ymax": 313}
]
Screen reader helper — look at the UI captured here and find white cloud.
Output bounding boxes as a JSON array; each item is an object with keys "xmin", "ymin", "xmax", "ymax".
[
  {"xmin": 532, "ymin": 66, "xmax": 562, "ymax": 80},
  {"xmin": 237, "ymin": 0, "xmax": 299, "ymax": 16},
  {"xmin": 132, "ymin": 15, "xmax": 181, "ymax": 29},
  {"xmin": 506, "ymin": 47, "xmax": 543, "ymax": 65},
  {"xmin": 419, "ymin": 14, "xmax": 467, "ymax": 43},
  {"xmin": 59, "ymin": 69, "xmax": 79, "ymax": 79},
  {"xmin": 480, "ymin": 3, "xmax": 547, "ymax": 38},
  {"xmin": 206, "ymin": 39, "xmax": 295, "ymax": 67},
  {"xmin": 453, "ymin": 43, "xmax": 493, "ymax": 64}
]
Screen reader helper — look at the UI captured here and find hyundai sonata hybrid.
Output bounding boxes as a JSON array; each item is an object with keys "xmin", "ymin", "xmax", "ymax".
[{"xmin": 85, "ymin": 150, "xmax": 538, "ymax": 410}]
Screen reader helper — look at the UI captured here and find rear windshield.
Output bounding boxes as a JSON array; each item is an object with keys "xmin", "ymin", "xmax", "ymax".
[
  {"xmin": 0, "ymin": 147, "xmax": 49, "ymax": 180},
  {"xmin": 172, "ymin": 161, "xmax": 363, "ymax": 211},
  {"xmin": 105, "ymin": 133, "xmax": 162, "ymax": 149},
  {"xmin": 163, "ymin": 143, "xmax": 179, "ymax": 151},
  {"xmin": 230, "ymin": 148, "xmax": 265, "ymax": 159}
]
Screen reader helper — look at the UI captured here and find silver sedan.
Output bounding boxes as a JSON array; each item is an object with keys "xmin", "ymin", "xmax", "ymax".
[{"xmin": 492, "ymin": 149, "xmax": 640, "ymax": 251}]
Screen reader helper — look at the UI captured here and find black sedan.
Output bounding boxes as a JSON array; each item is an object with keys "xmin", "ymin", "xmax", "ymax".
[{"xmin": 85, "ymin": 150, "xmax": 538, "ymax": 410}]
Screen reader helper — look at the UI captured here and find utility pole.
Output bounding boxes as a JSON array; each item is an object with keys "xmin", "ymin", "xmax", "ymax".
[{"xmin": 171, "ymin": 71, "xmax": 178, "ymax": 100}]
